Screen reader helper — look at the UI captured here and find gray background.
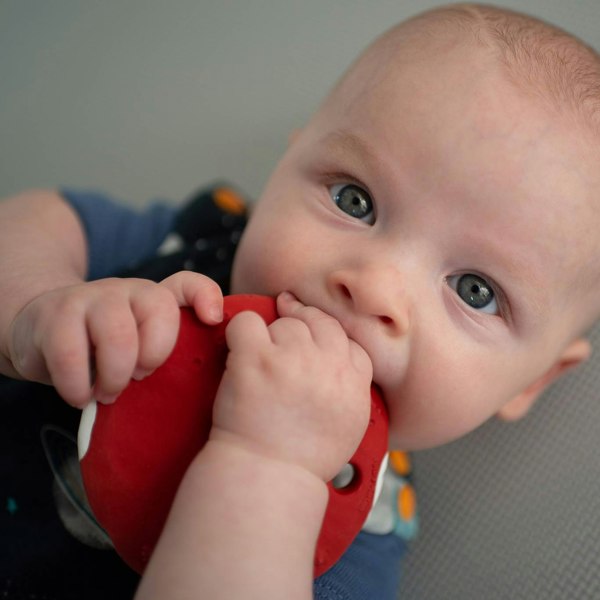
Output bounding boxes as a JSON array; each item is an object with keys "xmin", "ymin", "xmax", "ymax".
[
  {"xmin": 2, "ymin": 0, "xmax": 600, "ymax": 204},
  {"xmin": 2, "ymin": 1, "xmax": 600, "ymax": 598}
]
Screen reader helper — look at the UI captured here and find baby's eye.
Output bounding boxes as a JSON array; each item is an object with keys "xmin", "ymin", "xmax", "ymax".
[
  {"xmin": 447, "ymin": 273, "xmax": 499, "ymax": 315},
  {"xmin": 329, "ymin": 183, "xmax": 375, "ymax": 224}
]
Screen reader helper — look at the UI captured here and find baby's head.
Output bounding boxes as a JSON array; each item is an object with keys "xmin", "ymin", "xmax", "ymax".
[{"xmin": 231, "ymin": 3, "xmax": 600, "ymax": 450}]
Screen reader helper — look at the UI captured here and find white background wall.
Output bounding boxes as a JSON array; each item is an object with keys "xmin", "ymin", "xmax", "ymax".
[{"xmin": 2, "ymin": 0, "xmax": 600, "ymax": 206}]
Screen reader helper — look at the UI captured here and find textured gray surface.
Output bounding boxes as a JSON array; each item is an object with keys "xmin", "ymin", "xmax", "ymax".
[{"xmin": 399, "ymin": 321, "xmax": 600, "ymax": 599}]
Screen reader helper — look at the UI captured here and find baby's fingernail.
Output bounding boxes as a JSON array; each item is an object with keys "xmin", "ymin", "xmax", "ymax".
[
  {"xmin": 278, "ymin": 291, "xmax": 296, "ymax": 303},
  {"xmin": 208, "ymin": 304, "xmax": 223, "ymax": 322},
  {"xmin": 95, "ymin": 392, "xmax": 118, "ymax": 405},
  {"xmin": 133, "ymin": 368, "xmax": 152, "ymax": 381}
]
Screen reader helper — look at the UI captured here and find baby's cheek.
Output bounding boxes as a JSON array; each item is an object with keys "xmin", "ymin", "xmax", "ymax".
[
  {"xmin": 231, "ymin": 230, "xmax": 289, "ymax": 294},
  {"xmin": 379, "ymin": 348, "xmax": 448, "ymax": 448},
  {"xmin": 234, "ymin": 255, "xmax": 266, "ymax": 295},
  {"xmin": 384, "ymin": 349, "xmax": 502, "ymax": 450}
]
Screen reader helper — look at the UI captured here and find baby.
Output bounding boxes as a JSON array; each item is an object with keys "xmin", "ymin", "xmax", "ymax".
[{"xmin": 2, "ymin": 3, "xmax": 600, "ymax": 599}]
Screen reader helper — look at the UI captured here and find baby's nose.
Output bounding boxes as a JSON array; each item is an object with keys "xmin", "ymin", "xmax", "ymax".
[{"xmin": 328, "ymin": 267, "xmax": 410, "ymax": 337}]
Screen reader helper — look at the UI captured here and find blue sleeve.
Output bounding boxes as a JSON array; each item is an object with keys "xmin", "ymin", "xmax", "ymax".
[
  {"xmin": 60, "ymin": 189, "xmax": 177, "ymax": 281},
  {"xmin": 313, "ymin": 531, "xmax": 407, "ymax": 600}
]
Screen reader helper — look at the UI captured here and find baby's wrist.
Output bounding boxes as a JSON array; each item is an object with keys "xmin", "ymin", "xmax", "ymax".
[
  {"xmin": 191, "ymin": 437, "xmax": 329, "ymax": 521},
  {"xmin": 208, "ymin": 428, "xmax": 334, "ymax": 486},
  {"xmin": 1, "ymin": 279, "xmax": 77, "ymax": 353},
  {"xmin": 201, "ymin": 437, "xmax": 328, "ymax": 491}
]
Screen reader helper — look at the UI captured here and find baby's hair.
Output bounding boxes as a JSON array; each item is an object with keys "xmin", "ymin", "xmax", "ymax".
[{"xmin": 406, "ymin": 3, "xmax": 600, "ymax": 136}]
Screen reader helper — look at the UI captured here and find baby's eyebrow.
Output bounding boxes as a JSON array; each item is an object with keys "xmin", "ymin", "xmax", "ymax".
[{"xmin": 319, "ymin": 130, "xmax": 379, "ymax": 165}]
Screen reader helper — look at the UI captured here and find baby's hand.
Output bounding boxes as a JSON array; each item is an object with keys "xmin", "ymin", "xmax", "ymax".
[
  {"xmin": 210, "ymin": 292, "xmax": 373, "ymax": 483},
  {"xmin": 6, "ymin": 271, "xmax": 223, "ymax": 408}
]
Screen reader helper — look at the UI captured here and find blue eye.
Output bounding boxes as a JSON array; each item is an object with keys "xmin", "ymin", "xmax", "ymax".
[
  {"xmin": 330, "ymin": 183, "xmax": 375, "ymax": 224},
  {"xmin": 448, "ymin": 274, "xmax": 499, "ymax": 315}
]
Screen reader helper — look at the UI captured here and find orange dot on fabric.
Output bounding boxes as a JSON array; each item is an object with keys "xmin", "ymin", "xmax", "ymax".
[
  {"xmin": 398, "ymin": 484, "xmax": 417, "ymax": 521},
  {"xmin": 214, "ymin": 188, "xmax": 246, "ymax": 215},
  {"xmin": 389, "ymin": 450, "xmax": 411, "ymax": 476}
]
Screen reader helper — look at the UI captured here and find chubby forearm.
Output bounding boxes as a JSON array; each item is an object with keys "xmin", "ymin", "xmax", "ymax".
[
  {"xmin": 136, "ymin": 439, "xmax": 329, "ymax": 600},
  {"xmin": 0, "ymin": 189, "xmax": 87, "ymax": 376}
]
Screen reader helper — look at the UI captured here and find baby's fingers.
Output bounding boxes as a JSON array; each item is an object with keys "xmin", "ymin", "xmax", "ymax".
[
  {"xmin": 348, "ymin": 340, "xmax": 373, "ymax": 380},
  {"xmin": 128, "ymin": 286, "xmax": 181, "ymax": 379},
  {"xmin": 277, "ymin": 291, "xmax": 373, "ymax": 378},
  {"xmin": 225, "ymin": 310, "xmax": 271, "ymax": 353},
  {"xmin": 276, "ymin": 292, "xmax": 347, "ymax": 349},
  {"xmin": 88, "ymin": 305, "xmax": 138, "ymax": 404},
  {"xmin": 42, "ymin": 315, "xmax": 92, "ymax": 408},
  {"xmin": 160, "ymin": 271, "xmax": 223, "ymax": 324}
]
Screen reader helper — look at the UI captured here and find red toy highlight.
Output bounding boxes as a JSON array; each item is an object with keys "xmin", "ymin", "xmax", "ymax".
[{"xmin": 78, "ymin": 295, "xmax": 388, "ymax": 578}]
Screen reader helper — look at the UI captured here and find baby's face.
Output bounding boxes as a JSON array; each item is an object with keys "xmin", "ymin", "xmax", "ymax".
[{"xmin": 231, "ymin": 40, "xmax": 598, "ymax": 449}]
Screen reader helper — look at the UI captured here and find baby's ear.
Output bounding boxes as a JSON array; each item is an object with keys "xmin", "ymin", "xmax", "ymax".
[{"xmin": 496, "ymin": 337, "xmax": 592, "ymax": 422}]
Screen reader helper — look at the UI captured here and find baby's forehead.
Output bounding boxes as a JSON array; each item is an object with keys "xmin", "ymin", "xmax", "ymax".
[
  {"xmin": 509, "ymin": 182, "xmax": 600, "ymax": 333},
  {"xmin": 353, "ymin": 4, "xmax": 600, "ymax": 137},
  {"xmin": 324, "ymin": 7, "xmax": 600, "ymax": 282}
]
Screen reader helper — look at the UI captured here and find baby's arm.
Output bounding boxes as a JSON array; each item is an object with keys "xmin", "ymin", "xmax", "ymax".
[
  {"xmin": 0, "ymin": 189, "xmax": 223, "ymax": 407},
  {"xmin": 0, "ymin": 189, "xmax": 87, "ymax": 380},
  {"xmin": 135, "ymin": 292, "xmax": 373, "ymax": 600}
]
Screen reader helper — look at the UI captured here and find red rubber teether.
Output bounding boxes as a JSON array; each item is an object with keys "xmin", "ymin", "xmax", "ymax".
[{"xmin": 78, "ymin": 295, "xmax": 388, "ymax": 578}]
